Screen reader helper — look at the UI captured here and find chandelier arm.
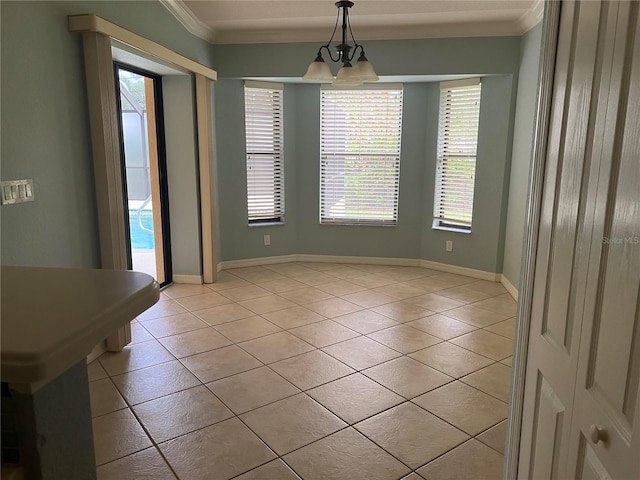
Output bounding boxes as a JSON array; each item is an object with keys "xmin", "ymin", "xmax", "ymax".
[
  {"xmin": 347, "ymin": 43, "xmax": 363, "ymax": 63},
  {"xmin": 319, "ymin": 44, "xmax": 341, "ymax": 63},
  {"xmin": 347, "ymin": 19, "xmax": 363, "ymax": 62}
]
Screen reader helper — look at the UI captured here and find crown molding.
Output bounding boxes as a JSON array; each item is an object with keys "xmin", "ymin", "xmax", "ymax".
[
  {"xmin": 515, "ymin": 0, "xmax": 544, "ymax": 34},
  {"xmin": 160, "ymin": 0, "xmax": 544, "ymax": 45},
  {"xmin": 159, "ymin": 0, "xmax": 217, "ymax": 43},
  {"xmin": 212, "ymin": 21, "xmax": 524, "ymax": 45}
]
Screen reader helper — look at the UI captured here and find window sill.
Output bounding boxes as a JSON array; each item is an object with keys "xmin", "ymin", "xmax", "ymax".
[
  {"xmin": 432, "ymin": 225, "xmax": 471, "ymax": 234},
  {"xmin": 248, "ymin": 221, "xmax": 285, "ymax": 227},
  {"xmin": 320, "ymin": 222, "xmax": 397, "ymax": 227}
]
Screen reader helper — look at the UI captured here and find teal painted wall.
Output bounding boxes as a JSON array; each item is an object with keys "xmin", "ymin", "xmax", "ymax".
[
  {"xmin": 213, "ymin": 37, "xmax": 521, "ymax": 78},
  {"xmin": 213, "ymin": 36, "xmax": 521, "ymax": 272},
  {"xmin": 215, "ymin": 80, "xmax": 299, "ymax": 260},
  {"xmin": 294, "ymin": 83, "xmax": 424, "ymax": 259},
  {"xmin": 0, "ymin": 1, "xmax": 213, "ymax": 267},
  {"xmin": 502, "ymin": 24, "xmax": 544, "ymax": 288},
  {"xmin": 216, "ymin": 80, "xmax": 428, "ymax": 262},
  {"xmin": 419, "ymin": 75, "xmax": 516, "ymax": 272}
]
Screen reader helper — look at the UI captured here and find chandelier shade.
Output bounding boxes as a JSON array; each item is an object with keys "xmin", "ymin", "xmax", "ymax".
[
  {"xmin": 303, "ymin": 54, "xmax": 335, "ymax": 82},
  {"xmin": 302, "ymin": 1, "xmax": 378, "ymax": 86},
  {"xmin": 333, "ymin": 63, "xmax": 361, "ymax": 86},
  {"xmin": 351, "ymin": 52, "xmax": 379, "ymax": 82}
]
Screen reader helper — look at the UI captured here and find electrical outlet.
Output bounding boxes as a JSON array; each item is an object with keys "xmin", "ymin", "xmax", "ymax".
[
  {"xmin": 264, "ymin": 234, "xmax": 271, "ymax": 246},
  {"xmin": 446, "ymin": 240, "xmax": 453, "ymax": 252}
]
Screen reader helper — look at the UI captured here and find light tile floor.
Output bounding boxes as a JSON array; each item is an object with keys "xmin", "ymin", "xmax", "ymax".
[{"xmin": 89, "ymin": 262, "xmax": 516, "ymax": 480}]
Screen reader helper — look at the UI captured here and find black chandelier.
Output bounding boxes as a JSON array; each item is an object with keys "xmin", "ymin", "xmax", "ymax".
[{"xmin": 302, "ymin": 1, "xmax": 378, "ymax": 85}]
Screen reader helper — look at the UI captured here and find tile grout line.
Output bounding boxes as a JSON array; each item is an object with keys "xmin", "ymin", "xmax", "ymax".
[{"xmin": 219, "ymin": 264, "xmax": 513, "ymax": 475}]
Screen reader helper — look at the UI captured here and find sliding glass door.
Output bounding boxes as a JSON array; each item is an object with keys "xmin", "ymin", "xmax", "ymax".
[{"xmin": 114, "ymin": 64, "xmax": 172, "ymax": 286}]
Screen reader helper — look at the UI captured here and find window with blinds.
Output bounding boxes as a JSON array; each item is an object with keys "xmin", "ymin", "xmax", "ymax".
[
  {"xmin": 320, "ymin": 86, "xmax": 403, "ymax": 225},
  {"xmin": 434, "ymin": 78, "xmax": 481, "ymax": 231},
  {"xmin": 244, "ymin": 81, "xmax": 284, "ymax": 224}
]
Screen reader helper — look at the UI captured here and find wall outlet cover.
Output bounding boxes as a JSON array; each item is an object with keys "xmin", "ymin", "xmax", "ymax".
[{"xmin": 1, "ymin": 179, "xmax": 34, "ymax": 205}]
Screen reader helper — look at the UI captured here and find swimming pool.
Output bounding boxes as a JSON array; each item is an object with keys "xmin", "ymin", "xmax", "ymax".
[{"xmin": 129, "ymin": 210, "xmax": 155, "ymax": 250}]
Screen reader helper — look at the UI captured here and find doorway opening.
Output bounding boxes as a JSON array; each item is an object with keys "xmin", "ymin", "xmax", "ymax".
[{"xmin": 115, "ymin": 64, "xmax": 172, "ymax": 287}]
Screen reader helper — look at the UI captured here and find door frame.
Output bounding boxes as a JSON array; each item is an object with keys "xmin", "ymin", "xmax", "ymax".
[
  {"xmin": 113, "ymin": 62, "xmax": 173, "ymax": 287},
  {"xmin": 504, "ymin": 2, "xmax": 562, "ymax": 478},
  {"xmin": 71, "ymin": 14, "xmax": 218, "ymax": 351}
]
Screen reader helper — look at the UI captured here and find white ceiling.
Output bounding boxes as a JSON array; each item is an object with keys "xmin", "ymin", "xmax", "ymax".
[{"xmin": 160, "ymin": 0, "xmax": 543, "ymax": 45}]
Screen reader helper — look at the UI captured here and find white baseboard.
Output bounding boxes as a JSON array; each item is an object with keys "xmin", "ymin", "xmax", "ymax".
[
  {"xmin": 420, "ymin": 260, "xmax": 501, "ymax": 282},
  {"xmin": 297, "ymin": 254, "xmax": 420, "ymax": 267},
  {"xmin": 500, "ymin": 274, "xmax": 519, "ymax": 301},
  {"xmin": 217, "ymin": 254, "xmax": 501, "ymax": 283},
  {"xmin": 218, "ymin": 254, "xmax": 298, "ymax": 270},
  {"xmin": 172, "ymin": 274, "xmax": 203, "ymax": 285}
]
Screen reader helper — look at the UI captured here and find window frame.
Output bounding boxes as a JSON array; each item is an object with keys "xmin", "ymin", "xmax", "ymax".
[
  {"xmin": 319, "ymin": 84, "xmax": 404, "ymax": 227},
  {"xmin": 433, "ymin": 78, "xmax": 482, "ymax": 233},
  {"xmin": 244, "ymin": 81, "xmax": 285, "ymax": 225}
]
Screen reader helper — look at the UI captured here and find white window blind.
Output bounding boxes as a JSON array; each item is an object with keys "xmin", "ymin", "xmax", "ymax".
[
  {"xmin": 434, "ymin": 78, "xmax": 481, "ymax": 231},
  {"xmin": 320, "ymin": 86, "xmax": 403, "ymax": 225},
  {"xmin": 244, "ymin": 81, "xmax": 284, "ymax": 223}
]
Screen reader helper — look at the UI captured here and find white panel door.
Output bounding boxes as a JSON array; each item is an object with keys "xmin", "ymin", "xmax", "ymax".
[
  {"xmin": 567, "ymin": 1, "xmax": 640, "ymax": 478},
  {"xmin": 519, "ymin": 1, "xmax": 640, "ymax": 478},
  {"xmin": 518, "ymin": 1, "xmax": 605, "ymax": 477}
]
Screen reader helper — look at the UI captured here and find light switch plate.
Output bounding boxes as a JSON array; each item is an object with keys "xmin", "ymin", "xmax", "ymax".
[{"xmin": 1, "ymin": 179, "xmax": 35, "ymax": 205}]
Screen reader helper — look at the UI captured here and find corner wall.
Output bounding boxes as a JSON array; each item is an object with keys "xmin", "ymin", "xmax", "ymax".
[
  {"xmin": 420, "ymin": 75, "xmax": 516, "ymax": 272},
  {"xmin": 501, "ymin": 24, "xmax": 544, "ymax": 290}
]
